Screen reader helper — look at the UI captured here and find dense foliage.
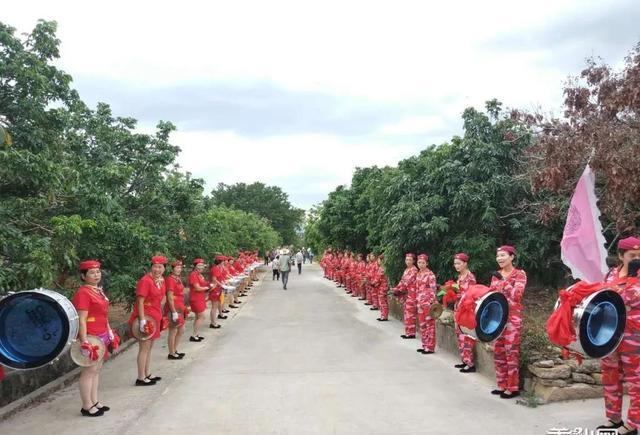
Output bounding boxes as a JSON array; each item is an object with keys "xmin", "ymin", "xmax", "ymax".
[
  {"xmin": 212, "ymin": 182, "xmax": 304, "ymax": 245},
  {"xmin": 0, "ymin": 20, "xmax": 280, "ymax": 302},
  {"xmin": 308, "ymin": 43, "xmax": 640, "ymax": 288}
]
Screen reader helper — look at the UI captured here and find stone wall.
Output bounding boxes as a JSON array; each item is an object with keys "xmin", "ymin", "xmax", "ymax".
[{"xmin": 529, "ymin": 358, "xmax": 605, "ymax": 403}]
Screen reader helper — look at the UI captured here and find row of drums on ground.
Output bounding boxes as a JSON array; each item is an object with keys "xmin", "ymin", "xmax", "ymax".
[{"xmin": 0, "ymin": 285, "xmax": 627, "ymax": 371}]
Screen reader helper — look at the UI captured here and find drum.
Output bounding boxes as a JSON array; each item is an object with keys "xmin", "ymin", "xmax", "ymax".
[
  {"xmin": 0, "ymin": 289, "xmax": 79, "ymax": 370},
  {"xmin": 458, "ymin": 291, "xmax": 509, "ymax": 342},
  {"xmin": 555, "ymin": 288, "xmax": 626, "ymax": 358}
]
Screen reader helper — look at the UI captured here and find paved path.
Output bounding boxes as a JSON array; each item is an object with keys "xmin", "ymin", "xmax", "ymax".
[{"xmin": 0, "ymin": 264, "xmax": 609, "ymax": 434}]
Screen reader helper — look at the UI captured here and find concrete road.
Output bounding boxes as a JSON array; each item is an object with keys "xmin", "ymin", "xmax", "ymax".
[{"xmin": 0, "ymin": 264, "xmax": 611, "ymax": 434}]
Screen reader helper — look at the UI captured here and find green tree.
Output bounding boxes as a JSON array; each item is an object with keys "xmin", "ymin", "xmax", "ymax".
[{"xmin": 212, "ymin": 182, "xmax": 304, "ymax": 245}]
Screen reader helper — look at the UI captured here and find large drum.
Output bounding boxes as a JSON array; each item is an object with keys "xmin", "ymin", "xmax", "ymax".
[
  {"xmin": 555, "ymin": 288, "xmax": 626, "ymax": 359},
  {"xmin": 0, "ymin": 289, "xmax": 79, "ymax": 370},
  {"xmin": 458, "ymin": 291, "xmax": 509, "ymax": 342}
]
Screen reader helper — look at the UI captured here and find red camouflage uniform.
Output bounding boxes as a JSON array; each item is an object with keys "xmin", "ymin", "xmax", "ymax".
[
  {"xmin": 354, "ymin": 259, "xmax": 367, "ymax": 298},
  {"xmin": 456, "ymin": 271, "xmax": 477, "ymax": 366},
  {"xmin": 490, "ymin": 268, "xmax": 527, "ymax": 392},
  {"xmin": 416, "ymin": 268, "xmax": 438, "ymax": 351},
  {"xmin": 372, "ymin": 263, "xmax": 389, "ymax": 319},
  {"xmin": 601, "ymin": 266, "xmax": 640, "ymax": 429},
  {"xmin": 393, "ymin": 266, "xmax": 419, "ymax": 336},
  {"xmin": 365, "ymin": 261, "xmax": 378, "ymax": 306}
]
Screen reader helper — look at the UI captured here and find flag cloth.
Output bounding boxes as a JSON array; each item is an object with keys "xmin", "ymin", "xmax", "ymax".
[{"xmin": 560, "ymin": 164, "xmax": 608, "ymax": 283}]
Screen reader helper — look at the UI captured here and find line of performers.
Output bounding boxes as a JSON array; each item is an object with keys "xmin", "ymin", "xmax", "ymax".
[
  {"xmin": 321, "ymin": 238, "xmax": 640, "ymax": 434},
  {"xmin": 70, "ymin": 251, "xmax": 260, "ymax": 417}
]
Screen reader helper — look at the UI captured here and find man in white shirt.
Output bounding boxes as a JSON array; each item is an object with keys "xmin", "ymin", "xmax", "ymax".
[{"xmin": 295, "ymin": 250, "xmax": 304, "ymax": 274}]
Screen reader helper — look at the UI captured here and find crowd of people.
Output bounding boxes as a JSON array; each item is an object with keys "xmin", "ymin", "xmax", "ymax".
[
  {"xmin": 320, "ymin": 238, "xmax": 640, "ymax": 434},
  {"xmin": 71, "ymin": 251, "xmax": 261, "ymax": 417}
]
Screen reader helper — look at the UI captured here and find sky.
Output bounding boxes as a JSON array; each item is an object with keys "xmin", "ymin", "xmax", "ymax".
[{"xmin": 5, "ymin": 0, "xmax": 640, "ymax": 209}]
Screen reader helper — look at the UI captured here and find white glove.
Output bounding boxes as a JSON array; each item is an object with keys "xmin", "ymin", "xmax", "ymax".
[
  {"xmin": 139, "ymin": 319, "xmax": 147, "ymax": 332},
  {"xmin": 171, "ymin": 312, "xmax": 179, "ymax": 322},
  {"xmin": 80, "ymin": 340, "xmax": 91, "ymax": 357},
  {"xmin": 108, "ymin": 329, "xmax": 115, "ymax": 340}
]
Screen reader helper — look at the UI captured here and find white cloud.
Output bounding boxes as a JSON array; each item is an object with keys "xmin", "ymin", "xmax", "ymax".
[
  {"xmin": 172, "ymin": 130, "xmax": 418, "ymax": 207},
  {"xmin": 4, "ymin": 0, "xmax": 639, "ymax": 208}
]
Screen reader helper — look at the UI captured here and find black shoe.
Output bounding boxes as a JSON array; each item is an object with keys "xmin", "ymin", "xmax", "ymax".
[
  {"xmin": 168, "ymin": 353, "xmax": 181, "ymax": 360},
  {"xmin": 176, "ymin": 352, "xmax": 186, "ymax": 357},
  {"xmin": 370, "ymin": 307, "xmax": 379, "ymax": 311},
  {"xmin": 422, "ymin": 350, "xmax": 434, "ymax": 354},
  {"xmin": 417, "ymin": 349, "xmax": 427, "ymax": 354},
  {"xmin": 217, "ymin": 315, "xmax": 228, "ymax": 319},
  {"xmin": 189, "ymin": 336, "xmax": 200, "ymax": 342},
  {"xmin": 454, "ymin": 363, "xmax": 466, "ymax": 368},
  {"xmin": 196, "ymin": 335, "xmax": 205, "ymax": 341},
  {"xmin": 596, "ymin": 420, "xmax": 625, "ymax": 430},
  {"xmin": 364, "ymin": 303, "xmax": 372, "ymax": 306},
  {"xmin": 222, "ymin": 310, "xmax": 230, "ymax": 313},
  {"xmin": 135, "ymin": 378, "xmax": 156, "ymax": 386},
  {"xmin": 460, "ymin": 366, "xmax": 476, "ymax": 373},
  {"xmin": 81, "ymin": 406, "xmax": 105, "ymax": 417},
  {"xmin": 94, "ymin": 402, "xmax": 110, "ymax": 412},
  {"xmin": 146, "ymin": 375, "xmax": 162, "ymax": 382},
  {"xmin": 377, "ymin": 318, "xmax": 388, "ymax": 321},
  {"xmin": 499, "ymin": 391, "xmax": 520, "ymax": 399},
  {"xmin": 491, "ymin": 389, "xmax": 504, "ymax": 395},
  {"xmin": 358, "ymin": 298, "xmax": 366, "ymax": 300},
  {"xmin": 235, "ymin": 301, "xmax": 242, "ymax": 304},
  {"xmin": 401, "ymin": 335, "xmax": 416, "ymax": 339},
  {"xmin": 210, "ymin": 324, "xmax": 221, "ymax": 329},
  {"xmin": 229, "ymin": 305, "xmax": 238, "ymax": 309}
]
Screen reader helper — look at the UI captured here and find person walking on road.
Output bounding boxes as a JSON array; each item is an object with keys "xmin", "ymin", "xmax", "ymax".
[
  {"xmin": 295, "ymin": 250, "xmax": 304, "ymax": 274},
  {"xmin": 279, "ymin": 249, "xmax": 292, "ymax": 290},
  {"xmin": 271, "ymin": 255, "xmax": 280, "ymax": 280}
]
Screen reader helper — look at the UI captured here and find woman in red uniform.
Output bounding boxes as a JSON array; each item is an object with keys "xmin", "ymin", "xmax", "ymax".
[
  {"xmin": 453, "ymin": 253, "xmax": 477, "ymax": 373},
  {"xmin": 489, "ymin": 245, "xmax": 526, "ymax": 399},
  {"xmin": 375, "ymin": 254, "xmax": 390, "ymax": 321},
  {"xmin": 208, "ymin": 255, "xmax": 225, "ymax": 328},
  {"xmin": 415, "ymin": 253, "xmax": 437, "ymax": 354},
  {"xmin": 72, "ymin": 260, "xmax": 113, "ymax": 416},
  {"xmin": 130, "ymin": 255, "xmax": 166, "ymax": 386},
  {"xmin": 392, "ymin": 253, "xmax": 419, "ymax": 339},
  {"xmin": 598, "ymin": 236, "xmax": 640, "ymax": 434},
  {"xmin": 188, "ymin": 258, "xmax": 210, "ymax": 342},
  {"xmin": 165, "ymin": 260, "xmax": 186, "ymax": 360}
]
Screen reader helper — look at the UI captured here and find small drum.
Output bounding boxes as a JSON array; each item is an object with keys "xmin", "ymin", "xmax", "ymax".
[
  {"xmin": 554, "ymin": 288, "xmax": 626, "ymax": 358},
  {"xmin": 70, "ymin": 335, "xmax": 106, "ymax": 367},
  {"xmin": 458, "ymin": 291, "xmax": 509, "ymax": 342},
  {"xmin": 0, "ymin": 289, "xmax": 79, "ymax": 370}
]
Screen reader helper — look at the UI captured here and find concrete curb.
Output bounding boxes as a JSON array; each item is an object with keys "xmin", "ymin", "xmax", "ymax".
[
  {"xmin": 0, "ymin": 330, "xmax": 138, "ymax": 422},
  {"xmin": 0, "ymin": 268, "xmax": 267, "ymax": 421}
]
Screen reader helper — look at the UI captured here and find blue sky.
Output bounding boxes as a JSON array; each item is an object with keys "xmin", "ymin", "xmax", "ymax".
[{"xmin": 6, "ymin": 0, "xmax": 640, "ymax": 209}]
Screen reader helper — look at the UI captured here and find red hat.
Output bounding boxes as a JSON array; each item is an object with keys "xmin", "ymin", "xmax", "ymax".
[
  {"xmin": 79, "ymin": 259, "xmax": 101, "ymax": 271},
  {"xmin": 618, "ymin": 236, "xmax": 640, "ymax": 251},
  {"xmin": 454, "ymin": 253, "xmax": 469, "ymax": 262},
  {"xmin": 405, "ymin": 253, "xmax": 415, "ymax": 259},
  {"xmin": 171, "ymin": 260, "xmax": 183, "ymax": 267},
  {"xmin": 215, "ymin": 255, "xmax": 226, "ymax": 261},
  {"xmin": 417, "ymin": 253, "xmax": 428, "ymax": 261},
  {"xmin": 192, "ymin": 258, "xmax": 205, "ymax": 265},
  {"xmin": 151, "ymin": 255, "xmax": 168, "ymax": 265},
  {"xmin": 497, "ymin": 245, "xmax": 516, "ymax": 256}
]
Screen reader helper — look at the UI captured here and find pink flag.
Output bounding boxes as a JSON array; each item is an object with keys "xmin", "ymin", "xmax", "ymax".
[{"xmin": 560, "ymin": 164, "xmax": 608, "ymax": 283}]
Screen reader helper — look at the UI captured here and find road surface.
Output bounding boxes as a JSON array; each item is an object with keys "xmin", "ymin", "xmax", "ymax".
[{"xmin": 0, "ymin": 264, "xmax": 609, "ymax": 434}]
